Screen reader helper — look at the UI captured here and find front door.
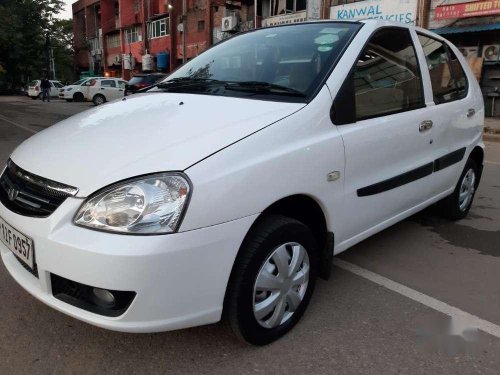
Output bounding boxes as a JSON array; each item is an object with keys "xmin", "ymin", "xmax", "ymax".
[{"xmin": 334, "ymin": 27, "xmax": 439, "ymax": 242}]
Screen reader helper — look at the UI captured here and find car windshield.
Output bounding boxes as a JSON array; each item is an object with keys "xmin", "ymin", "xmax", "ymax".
[
  {"xmin": 72, "ymin": 79, "xmax": 86, "ymax": 86},
  {"xmin": 29, "ymin": 80, "xmax": 38, "ymax": 86},
  {"xmin": 159, "ymin": 22, "xmax": 361, "ymax": 101}
]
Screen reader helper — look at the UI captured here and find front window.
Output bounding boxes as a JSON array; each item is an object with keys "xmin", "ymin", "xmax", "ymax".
[{"xmin": 159, "ymin": 22, "xmax": 361, "ymax": 102}]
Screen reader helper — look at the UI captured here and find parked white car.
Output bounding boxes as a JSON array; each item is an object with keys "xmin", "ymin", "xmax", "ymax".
[
  {"xmin": 58, "ymin": 77, "xmax": 106, "ymax": 102},
  {"xmin": 85, "ymin": 78, "xmax": 128, "ymax": 105},
  {"xmin": 27, "ymin": 80, "xmax": 63, "ymax": 99},
  {"xmin": 0, "ymin": 20, "xmax": 484, "ymax": 345}
]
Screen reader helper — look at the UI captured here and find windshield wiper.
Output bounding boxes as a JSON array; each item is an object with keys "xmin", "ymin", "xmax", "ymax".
[
  {"xmin": 157, "ymin": 77, "xmax": 227, "ymax": 90},
  {"xmin": 224, "ymin": 81, "xmax": 306, "ymax": 97}
]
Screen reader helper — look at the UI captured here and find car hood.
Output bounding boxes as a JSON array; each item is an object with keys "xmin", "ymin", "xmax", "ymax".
[{"xmin": 11, "ymin": 93, "xmax": 304, "ymax": 197}]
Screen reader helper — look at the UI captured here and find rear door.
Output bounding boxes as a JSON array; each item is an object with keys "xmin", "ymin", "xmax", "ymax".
[
  {"xmin": 415, "ymin": 33, "xmax": 480, "ymax": 193},
  {"xmin": 117, "ymin": 80, "xmax": 126, "ymax": 98},
  {"xmin": 333, "ymin": 26, "xmax": 439, "ymax": 241},
  {"xmin": 99, "ymin": 79, "xmax": 119, "ymax": 101}
]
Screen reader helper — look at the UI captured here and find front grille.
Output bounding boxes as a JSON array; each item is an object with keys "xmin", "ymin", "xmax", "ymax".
[{"xmin": 0, "ymin": 160, "xmax": 78, "ymax": 218}]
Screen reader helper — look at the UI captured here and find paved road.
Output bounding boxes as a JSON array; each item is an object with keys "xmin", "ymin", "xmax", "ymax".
[{"xmin": 1, "ymin": 96, "xmax": 500, "ymax": 374}]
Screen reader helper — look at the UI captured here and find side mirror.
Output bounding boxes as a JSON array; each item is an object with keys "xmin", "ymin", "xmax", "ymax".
[{"xmin": 330, "ymin": 70, "xmax": 356, "ymax": 125}]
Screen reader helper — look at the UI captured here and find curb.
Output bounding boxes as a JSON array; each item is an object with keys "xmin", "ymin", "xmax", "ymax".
[{"xmin": 484, "ymin": 133, "xmax": 500, "ymax": 143}]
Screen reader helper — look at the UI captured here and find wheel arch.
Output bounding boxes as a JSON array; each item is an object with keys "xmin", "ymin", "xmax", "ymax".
[{"xmin": 228, "ymin": 194, "xmax": 333, "ymax": 290}]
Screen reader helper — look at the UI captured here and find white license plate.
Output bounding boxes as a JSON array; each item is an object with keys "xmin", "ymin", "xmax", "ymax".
[{"xmin": 0, "ymin": 217, "xmax": 35, "ymax": 270}]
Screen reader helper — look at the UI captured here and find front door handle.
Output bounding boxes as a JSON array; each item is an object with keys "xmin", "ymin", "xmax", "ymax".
[
  {"xmin": 467, "ymin": 108, "xmax": 476, "ymax": 118},
  {"xmin": 419, "ymin": 120, "xmax": 433, "ymax": 132}
]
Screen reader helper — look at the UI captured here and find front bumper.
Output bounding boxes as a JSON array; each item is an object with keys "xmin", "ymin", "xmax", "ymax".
[{"xmin": 0, "ymin": 198, "xmax": 257, "ymax": 332}]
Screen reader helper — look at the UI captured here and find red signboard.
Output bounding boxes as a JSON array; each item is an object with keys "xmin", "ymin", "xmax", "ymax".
[{"xmin": 435, "ymin": 0, "xmax": 500, "ymax": 20}]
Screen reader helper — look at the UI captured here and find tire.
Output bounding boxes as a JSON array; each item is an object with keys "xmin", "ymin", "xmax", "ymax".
[
  {"xmin": 38, "ymin": 93, "xmax": 42, "ymax": 100},
  {"xmin": 226, "ymin": 215, "xmax": 319, "ymax": 345},
  {"xmin": 93, "ymin": 94, "xmax": 106, "ymax": 106},
  {"xmin": 66, "ymin": 99, "xmax": 73, "ymax": 102},
  {"xmin": 437, "ymin": 157, "xmax": 479, "ymax": 220},
  {"xmin": 73, "ymin": 92, "xmax": 84, "ymax": 102}
]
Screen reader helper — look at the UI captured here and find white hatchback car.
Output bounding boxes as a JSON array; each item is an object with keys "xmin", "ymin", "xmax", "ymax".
[
  {"xmin": 0, "ymin": 20, "xmax": 484, "ymax": 345},
  {"xmin": 59, "ymin": 77, "xmax": 106, "ymax": 102},
  {"xmin": 85, "ymin": 78, "xmax": 128, "ymax": 105},
  {"xmin": 27, "ymin": 80, "xmax": 64, "ymax": 99}
]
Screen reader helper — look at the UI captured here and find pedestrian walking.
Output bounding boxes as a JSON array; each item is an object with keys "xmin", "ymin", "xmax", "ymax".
[{"xmin": 40, "ymin": 77, "xmax": 51, "ymax": 102}]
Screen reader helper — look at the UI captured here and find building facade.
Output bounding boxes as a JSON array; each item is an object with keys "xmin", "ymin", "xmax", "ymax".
[{"xmin": 72, "ymin": 0, "xmax": 332, "ymax": 78}]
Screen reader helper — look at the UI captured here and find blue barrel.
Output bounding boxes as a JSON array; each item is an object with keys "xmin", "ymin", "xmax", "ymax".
[{"xmin": 157, "ymin": 52, "xmax": 169, "ymax": 69}]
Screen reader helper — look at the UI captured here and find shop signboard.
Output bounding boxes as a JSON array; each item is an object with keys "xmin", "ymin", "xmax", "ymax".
[
  {"xmin": 262, "ymin": 11, "xmax": 307, "ymax": 27},
  {"xmin": 435, "ymin": 0, "xmax": 500, "ymax": 20},
  {"xmin": 329, "ymin": 0, "xmax": 418, "ymax": 24}
]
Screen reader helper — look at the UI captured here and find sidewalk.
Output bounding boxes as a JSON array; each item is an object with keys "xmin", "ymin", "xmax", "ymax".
[{"xmin": 485, "ymin": 117, "xmax": 500, "ymax": 142}]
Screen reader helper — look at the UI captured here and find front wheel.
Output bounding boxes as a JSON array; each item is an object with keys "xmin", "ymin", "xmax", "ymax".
[
  {"xmin": 73, "ymin": 92, "xmax": 84, "ymax": 102},
  {"xmin": 226, "ymin": 215, "xmax": 318, "ymax": 345},
  {"xmin": 437, "ymin": 157, "xmax": 479, "ymax": 220}
]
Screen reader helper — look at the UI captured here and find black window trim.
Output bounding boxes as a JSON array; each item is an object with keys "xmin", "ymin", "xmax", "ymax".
[
  {"xmin": 416, "ymin": 32, "xmax": 470, "ymax": 106},
  {"xmin": 331, "ymin": 25, "xmax": 427, "ymax": 125}
]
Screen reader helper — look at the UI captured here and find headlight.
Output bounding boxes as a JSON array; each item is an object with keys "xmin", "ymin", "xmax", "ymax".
[
  {"xmin": 66, "ymin": 88, "xmax": 72, "ymax": 91},
  {"xmin": 74, "ymin": 173, "xmax": 191, "ymax": 234}
]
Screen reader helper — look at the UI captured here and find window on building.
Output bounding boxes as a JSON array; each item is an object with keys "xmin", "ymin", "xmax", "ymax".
[
  {"xmin": 125, "ymin": 26, "xmax": 142, "ymax": 44},
  {"xmin": 353, "ymin": 28, "xmax": 424, "ymax": 120},
  {"xmin": 106, "ymin": 33, "xmax": 121, "ymax": 48},
  {"xmin": 418, "ymin": 34, "xmax": 468, "ymax": 104},
  {"xmin": 148, "ymin": 18, "xmax": 169, "ymax": 39},
  {"xmin": 198, "ymin": 20, "xmax": 205, "ymax": 31}
]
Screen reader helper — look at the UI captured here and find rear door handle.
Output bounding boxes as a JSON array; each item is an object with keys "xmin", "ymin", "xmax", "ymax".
[
  {"xmin": 467, "ymin": 108, "xmax": 476, "ymax": 117},
  {"xmin": 419, "ymin": 120, "xmax": 433, "ymax": 132}
]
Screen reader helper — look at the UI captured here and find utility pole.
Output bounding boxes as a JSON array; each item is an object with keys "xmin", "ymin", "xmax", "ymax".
[
  {"xmin": 254, "ymin": 0, "xmax": 257, "ymax": 29},
  {"xmin": 182, "ymin": 0, "xmax": 187, "ymax": 64},
  {"xmin": 49, "ymin": 48, "xmax": 56, "ymax": 80}
]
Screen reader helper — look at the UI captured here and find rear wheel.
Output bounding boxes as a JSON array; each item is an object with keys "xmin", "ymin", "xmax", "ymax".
[
  {"xmin": 437, "ymin": 157, "xmax": 479, "ymax": 220},
  {"xmin": 93, "ymin": 94, "xmax": 106, "ymax": 106},
  {"xmin": 226, "ymin": 215, "xmax": 318, "ymax": 345},
  {"xmin": 73, "ymin": 92, "xmax": 84, "ymax": 102}
]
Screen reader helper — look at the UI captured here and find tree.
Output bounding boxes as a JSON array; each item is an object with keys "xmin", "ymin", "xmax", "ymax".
[{"xmin": 0, "ymin": 0, "xmax": 73, "ymax": 88}]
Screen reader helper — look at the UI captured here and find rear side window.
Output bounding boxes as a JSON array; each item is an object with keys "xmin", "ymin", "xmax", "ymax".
[
  {"xmin": 417, "ymin": 34, "xmax": 468, "ymax": 104},
  {"xmin": 101, "ymin": 80, "xmax": 116, "ymax": 87},
  {"xmin": 353, "ymin": 28, "xmax": 424, "ymax": 120}
]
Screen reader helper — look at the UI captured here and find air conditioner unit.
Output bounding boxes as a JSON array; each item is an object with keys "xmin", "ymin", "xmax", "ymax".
[
  {"xmin": 221, "ymin": 16, "xmax": 238, "ymax": 32},
  {"xmin": 482, "ymin": 45, "xmax": 500, "ymax": 62},
  {"xmin": 114, "ymin": 54, "xmax": 122, "ymax": 63},
  {"xmin": 458, "ymin": 47, "xmax": 478, "ymax": 59},
  {"xmin": 90, "ymin": 50, "xmax": 96, "ymax": 56}
]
